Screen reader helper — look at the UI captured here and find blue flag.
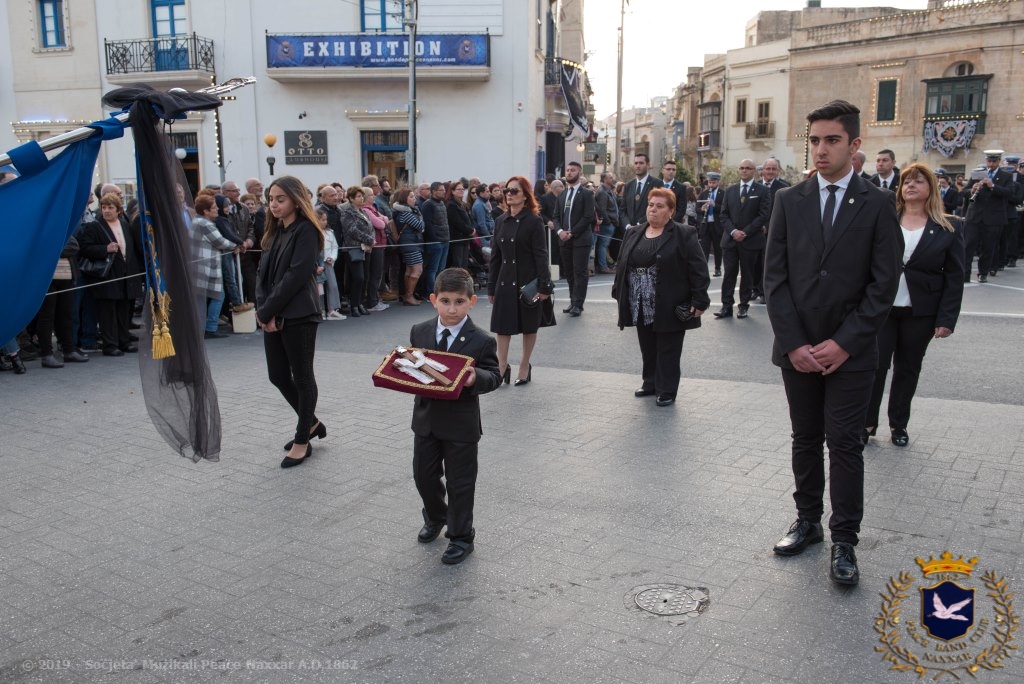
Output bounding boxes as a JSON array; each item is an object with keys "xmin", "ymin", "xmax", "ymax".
[{"xmin": 0, "ymin": 118, "xmax": 125, "ymax": 343}]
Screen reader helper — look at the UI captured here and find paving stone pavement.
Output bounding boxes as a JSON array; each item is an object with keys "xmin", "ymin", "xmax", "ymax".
[{"xmin": 1, "ymin": 307, "xmax": 1023, "ymax": 683}]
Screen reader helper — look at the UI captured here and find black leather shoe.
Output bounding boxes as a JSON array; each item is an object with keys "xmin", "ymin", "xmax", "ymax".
[
  {"xmin": 829, "ymin": 542, "xmax": 859, "ymax": 585},
  {"xmin": 103, "ymin": 348, "xmax": 124, "ymax": 357},
  {"xmin": 120, "ymin": 344, "xmax": 138, "ymax": 353},
  {"xmin": 40, "ymin": 354, "xmax": 64, "ymax": 368},
  {"xmin": 634, "ymin": 387, "xmax": 655, "ymax": 397},
  {"xmin": 562, "ymin": 305, "xmax": 574, "ymax": 313},
  {"xmin": 204, "ymin": 331, "xmax": 228, "ymax": 339},
  {"xmin": 861, "ymin": 426, "xmax": 876, "ymax": 446},
  {"xmin": 737, "ymin": 305, "xmax": 749, "ymax": 318},
  {"xmin": 513, "ymin": 364, "xmax": 532, "ymax": 386},
  {"xmin": 417, "ymin": 522, "xmax": 445, "ymax": 543},
  {"xmin": 773, "ymin": 519, "xmax": 824, "ymax": 556},
  {"xmin": 281, "ymin": 443, "xmax": 312, "ymax": 468},
  {"xmin": 567, "ymin": 306, "xmax": 582, "ymax": 317},
  {"xmin": 891, "ymin": 427, "xmax": 909, "ymax": 447},
  {"xmin": 713, "ymin": 270, "xmax": 722, "ymax": 277},
  {"xmin": 656, "ymin": 395, "xmax": 675, "ymax": 407},
  {"xmin": 979, "ymin": 274, "xmax": 988, "ymax": 283},
  {"xmin": 441, "ymin": 540, "xmax": 474, "ymax": 565},
  {"xmin": 713, "ymin": 307, "xmax": 733, "ymax": 319},
  {"xmin": 0, "ymin": 356, "xmax": 13, "ymax": 371},
  {"xmin": 284, "ymin": 422, "xmax": 327, "ymax": 451},
  {"xmin": 63, "ymin": 351, "xmax": 89, "ymax": 363}
]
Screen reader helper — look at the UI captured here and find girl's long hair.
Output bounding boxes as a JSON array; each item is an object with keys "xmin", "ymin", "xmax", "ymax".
[{"xmin": 261, "ymin": 175, "xmax": 325, "ymax": 249}]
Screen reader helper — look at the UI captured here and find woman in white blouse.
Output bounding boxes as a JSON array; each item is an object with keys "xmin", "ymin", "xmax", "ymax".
[{"xmin": 864, "ymin": 163, "xmax": 965, "ymax": 447}]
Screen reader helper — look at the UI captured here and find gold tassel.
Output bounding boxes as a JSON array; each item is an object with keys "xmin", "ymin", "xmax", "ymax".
[{"xmin": 151, "ymin": 291, "xmax": 176, "ymax": 359}]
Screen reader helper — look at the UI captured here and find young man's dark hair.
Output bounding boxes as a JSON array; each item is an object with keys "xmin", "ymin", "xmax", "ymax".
[
  {"xmin": 434, "ymin": 267, "xmax": 475, "ymax": 297},
  {"xmin": 566, "ymin": 160, "xmax": 582, "ymax": 170},
  {"xmin": 663, "ymin": 160, "xmax": 676, "ymax": 168},
  {"xmin": 877, "ymin": 148, "xmax": 895, "ymax": 161},
  {"xmin": 634, "ymin": 152, "xmax": 650, "ymax": 164},
  {"xmin": 806, "ymin": 99, "xmax": 860, "ymax": 142}
]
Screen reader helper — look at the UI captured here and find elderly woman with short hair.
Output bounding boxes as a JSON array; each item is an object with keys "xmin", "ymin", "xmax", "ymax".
[{"xmin": 612, "ymin": 188, "xmax": 710, "ymax": 406}]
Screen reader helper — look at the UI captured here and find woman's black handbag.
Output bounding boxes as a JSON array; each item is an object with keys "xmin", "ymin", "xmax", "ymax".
[
  {"xmin": 519, "ymin": 278, "xmax": 539, "ymax": 307},
  {"xmin": 674, "ymin": 302, "xmax": 702, "ymax": 330},
  {"xmin": 79, "ymin": 253, "xmax": 115, "ymax": 279}
]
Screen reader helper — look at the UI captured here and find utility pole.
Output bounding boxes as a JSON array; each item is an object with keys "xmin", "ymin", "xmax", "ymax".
[
  {"xmin": 614, "ymin": 0, "xmax": 627, "ymax": 179},
  {"xmin": 406, "ymin": 0, "xmax": 418, "ymax": 185}
]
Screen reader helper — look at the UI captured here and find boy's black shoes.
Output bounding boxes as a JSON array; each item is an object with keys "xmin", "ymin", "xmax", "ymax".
[
  {"xmin": 417, "ymin": 522, "xmax": 445, "ymax": 543},
  {"xmin": 441, "ymin": 540, "xmax": 474, "ymax": 565}
]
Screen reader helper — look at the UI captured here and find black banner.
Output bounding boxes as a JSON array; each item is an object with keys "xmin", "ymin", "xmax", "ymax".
[{"xmin": 559, "ymin": 61, "xmax": 590, "ymax": 137}]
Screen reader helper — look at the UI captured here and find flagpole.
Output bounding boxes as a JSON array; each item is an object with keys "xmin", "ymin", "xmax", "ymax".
[
  {"xmin": 0, "ymin": 113, "xmax": 131, "ymax": 168},
  {"xmin": 0, "ymin": 78, "xmax": 255, "ymax": 170}
]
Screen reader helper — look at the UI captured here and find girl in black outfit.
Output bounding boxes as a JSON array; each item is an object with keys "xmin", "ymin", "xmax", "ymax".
[{"xmin": 256, "ymin": 176, "xmax": 326, "ymax": 468}]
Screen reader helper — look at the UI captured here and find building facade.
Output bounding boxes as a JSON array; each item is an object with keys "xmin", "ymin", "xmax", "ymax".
[
  {"xmin": 3, "ymin": 0, "xmax": 591, "ymax": 194},
  {"xmin": 669, "ymin": 0, "xmax": 1024, "ymax": 183}
]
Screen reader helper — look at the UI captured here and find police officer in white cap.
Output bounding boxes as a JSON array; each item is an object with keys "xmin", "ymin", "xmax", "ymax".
[{"xmin": 965, "ymin": 150, "xmax": 1013, "ymax": 282}]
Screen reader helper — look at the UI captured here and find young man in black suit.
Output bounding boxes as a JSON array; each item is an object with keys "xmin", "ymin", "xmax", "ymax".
[
  {"xmin": 716, "ymin": 159, "xmax": 771, "ymax": 319},
  {"xmin": 764, "ymin": 100, "xmax": 901, "ymax": 586},
  {"xmin": 554, "ymin": 161, "xmax": 595, "ymax": 316},
  {"xmin": 409, "ymin": 268, "xmax": 502, "ymax": 564}
]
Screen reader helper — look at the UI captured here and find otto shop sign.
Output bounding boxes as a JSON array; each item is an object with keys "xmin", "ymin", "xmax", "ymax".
[{"xmin": 284, "ymin": 131, "xmax": 328, "ymax": 165}]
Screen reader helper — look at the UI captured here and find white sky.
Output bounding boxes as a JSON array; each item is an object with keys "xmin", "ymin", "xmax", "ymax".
[{"xmin": 584, "ymin": 0, "xmax": 931, "ymax": 119}]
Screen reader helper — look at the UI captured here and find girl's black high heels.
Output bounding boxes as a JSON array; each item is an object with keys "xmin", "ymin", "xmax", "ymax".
[{"xmin": 283, "ymin": 422, "xmax": 327, "ymax": 451}]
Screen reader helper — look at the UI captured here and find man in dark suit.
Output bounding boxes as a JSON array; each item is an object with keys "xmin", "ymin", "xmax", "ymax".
[
  {"xmin": 554, "ymin": 161, "xmax": 595, "ymax": 316},
  {"xmin": 622, "ymin": 153, "xmax": 663, "ymax": 227},
  {"xmin": 869, "ymin": 148, "xmax": 900, "ymax": 194},
  {"xmin": 936, "ymin": 169, "xmax": 960, "ymax": 216},
  {"xmin": 697, "ymin": 172, "xmax": 725, "ymax": 276},
  {"xmin": 715, "ymin": 159, "xmax": 771, "ymax": 319},
  {"xmin": 966, "ymin": 150, "xmax": 1013, "ymax": 282},
  {"xmin": 764, "ymin": 100, "xmax": 901, "ymax": 586},
  {"xmin": 661, "ymin": 160, "xmax": 687, "ymax": 223},
  {"xmin": 409, "ymin": 268, "xmax": 502, "ymax": 564},
  {"xmin": 755, "ymin": 158, "xmax": 791, "ymax": 302}
]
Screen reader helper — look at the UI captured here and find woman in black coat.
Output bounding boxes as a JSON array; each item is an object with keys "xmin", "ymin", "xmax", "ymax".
[
  {"xmin": 612, "ymin": 188, "xmax": 710, "ymax": 406},
  {"xmin": 487, "ymin": 176, "xmax": 552, "ymax": 386},
  {"xmin": 256, "ymin": 176, "xmax": 326, "ymax": 468},
  {"xmin": 865, "ymin": 163, "xmax": 965, "ymax": 447},
  {"xmin": 77, "ymin": 193, "xmax": 143, "ymax": 356}
]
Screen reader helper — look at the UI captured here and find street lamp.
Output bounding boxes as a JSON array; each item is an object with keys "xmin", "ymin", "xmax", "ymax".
[{"xmin": 263, "ymin": 133, "xmax": 277, "ymax": 177}]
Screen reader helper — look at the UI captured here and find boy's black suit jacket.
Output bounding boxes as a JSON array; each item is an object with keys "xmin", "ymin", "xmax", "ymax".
[{"xmin": 409, "ymin": 315, "xmax": 501, "ymax": 443}]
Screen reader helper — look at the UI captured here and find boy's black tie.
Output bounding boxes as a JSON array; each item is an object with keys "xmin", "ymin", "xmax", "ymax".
[{"xmin": 437, "ymin": 328, "xmax": 451, "ymax": 351}]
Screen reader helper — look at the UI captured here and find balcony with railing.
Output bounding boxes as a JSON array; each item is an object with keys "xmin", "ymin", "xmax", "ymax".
[
  {"xmin": 105, "ymin": 34, "xmax": 215, "ymax": 88},
  {"xmin": 745, "ymin": 121, "xmax": 775, "ymax": 140}
]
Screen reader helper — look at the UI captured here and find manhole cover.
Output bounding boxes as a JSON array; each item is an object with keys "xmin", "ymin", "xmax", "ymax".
[{"xmin": 625, "ymin": 584, "xmax": 709, "ymax": 623}]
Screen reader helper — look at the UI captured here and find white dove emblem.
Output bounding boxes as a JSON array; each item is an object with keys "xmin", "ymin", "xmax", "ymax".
[{"xmin": 929, "ymin": 594, "xmax": 972, "ymax": 621}]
